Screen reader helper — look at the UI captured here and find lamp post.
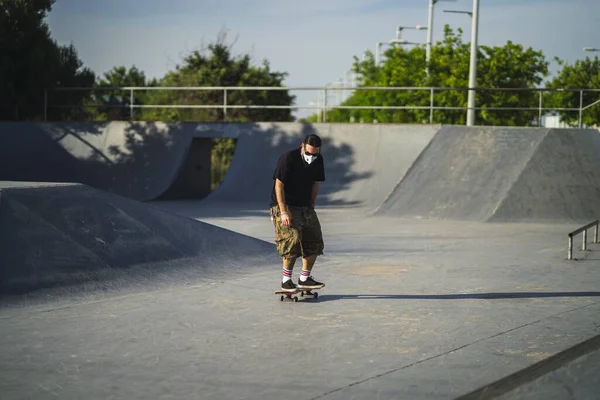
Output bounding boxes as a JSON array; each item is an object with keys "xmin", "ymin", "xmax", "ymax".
[
  {"xmin": 443, "ymin": 9, "xmax": 473, "ymax": 17},
  {"xmin": 378, "ymin": 25, "xmax": 427, "ymax": 65},
  {"xmin": 442, "ymin": 7, "xmax": 478, "ymax": 126},
  {"xmin": 466, "ymin": 0, "xmax": 480, "ymax": 126},
  {"xmin": 584, "ymin": 47, "xmax": 600, "ymax": 52},
  {"xmin": 389, "ymin": 39, "xmax": 424, "ymax": 47},
  {"xmin": 376, "ymin": 42, "xmax": 387, "ymax": 65},
  {"xmin": 397, "ymin": 25, "xmax": 428, "ymax": 40},
  {"xmin": 427, "ymin": 0, "xmax": 457, "ymax": 75}
]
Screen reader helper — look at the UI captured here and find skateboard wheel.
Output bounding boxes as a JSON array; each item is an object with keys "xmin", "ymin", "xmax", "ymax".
[
  {"xmin": 280, "ymin": 295, "xmax": 284, "ymax": 301},
  {"xmin": 293, "ymin": 297, "xmax": 298, "ymax": 302},
  {"xmin": 314, "ymin": 292, "xmax": 319, "ymax": 299}
]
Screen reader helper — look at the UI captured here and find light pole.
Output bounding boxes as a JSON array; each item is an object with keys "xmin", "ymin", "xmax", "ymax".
[
  {"xmin": 378, "ymin": 25, "xmax": 427, "ymax": 65},
  {"xmin": 376, "ymin": 42, "xmax": 387, "ymax": 65},
  {"xmin": 584, "ymin": 47, "xmax": 600, "ymax": 52},
  {"xmin": 397, "ymin": 25, "xmax": 427, "ymax": 40},
  {"xmin": 443, "ymin": 8, "xmax": 477, "ymax": 125},
  {"xmin": 389, "ymin": 39, "xmax": 425, "ymax": 47},
  {"xmin": 466, "ymin": 0, "xmax": 480, "ymax": 126},
  {"xmin": 443, "ymin": 9, "xmax": 473, "ymax": 17},
  {"xmin": 427, "ymin": 0, "xmax": 457, "ymax": 75}
]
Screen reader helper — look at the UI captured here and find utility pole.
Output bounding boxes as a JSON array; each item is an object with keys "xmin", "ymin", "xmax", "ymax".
[
  {"xmin": 426, "ymin": 0, "xmax": 435, "ymax": 76},
  {"xmin": 466, "ymin": 0, "xmax": 480, "ymax": 126}
]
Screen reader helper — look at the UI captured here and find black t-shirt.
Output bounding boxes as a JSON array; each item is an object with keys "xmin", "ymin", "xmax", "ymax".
[{"xmin": 270, "ymin": 148, "xmax": 325, "ymax": 207}]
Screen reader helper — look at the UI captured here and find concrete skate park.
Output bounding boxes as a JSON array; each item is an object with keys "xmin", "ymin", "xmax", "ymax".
[{"xmin": 1, "ymin": 121, "xmax": 600, "ymax": 399}]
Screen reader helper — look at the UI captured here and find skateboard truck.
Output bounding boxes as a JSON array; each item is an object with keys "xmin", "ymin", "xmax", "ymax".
[{"xmin": 299, "ymin": 289, "xmax": 319, "ymax": 299}]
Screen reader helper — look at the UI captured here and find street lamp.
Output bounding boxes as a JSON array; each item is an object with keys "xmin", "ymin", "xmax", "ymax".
[
  {"xmin": 584, "ymin": 47, "xmax": 600, "ymax": 52},
  {"xmin": 427, "ymin": 0, "xmax": 457, "ymax": 75},
  {"xmin": 376, "ymin": 42, "xmax": 388, "ymax": 65},
  {"xmin": 396, "ymin": 25, "xmax": 428, "ymax": 40},
  {"xmin": 443, "ymin": 7, "xmax": 478, "ymax": 126},
  {"xmin": 378, "ymin": 26, "xmax": 427, "ymax": 65},
  {"xmin": 389, "ymin": 39, "xmax": 425, "ymax": 47},
  {"xmin": 466, "ymin": 0, "xmax": 480, "ymax": 126},
  {"xmin": 443, "ymin": 9, "xmax": 473, "ymax": 17}
]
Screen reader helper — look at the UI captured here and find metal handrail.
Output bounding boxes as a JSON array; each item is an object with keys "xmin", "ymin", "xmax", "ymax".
[
  {"xmin": 567, "ymin": 220, "xmax": 599, "ymax": 260},
  {"xmin": 46, "ymin": 85, "xmax": 600, "ymax": 92},
  {"xmin": 43, "ymin": 85, "xmax": 600, "ymax": 126}
]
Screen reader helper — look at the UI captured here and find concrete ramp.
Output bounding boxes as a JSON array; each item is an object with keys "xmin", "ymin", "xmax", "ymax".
[
  {"xmin": 490, "ymin": 128, "xmax": 600, "ymax": 222},
  {"xmin": 375, "ymin": 126, "xmax": 600, "ymax": 223},
  {"xmin": 0, "ymin": 122, "xmax": 212, "ymax": 202},
  {"xmin": 197, "ymin": 123, "xmax": 439, "ymax": 209},
  {"xmin": 0, "ymin": 182, "xmax": 277, "ymax": 296},
  {"xmin": 1, "ymin": 122, "xmax": 436, "ymax": 209}
]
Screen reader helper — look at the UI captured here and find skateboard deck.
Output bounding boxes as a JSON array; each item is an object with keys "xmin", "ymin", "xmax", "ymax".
[{"xmin": 275, "ymin": 285, "xmax": 325, "ymax": 302}]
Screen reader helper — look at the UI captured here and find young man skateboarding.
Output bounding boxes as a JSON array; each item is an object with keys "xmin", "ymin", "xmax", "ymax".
[{"xmin": 270, "ymin": 134, "xmax": 326, "ymax": 292}]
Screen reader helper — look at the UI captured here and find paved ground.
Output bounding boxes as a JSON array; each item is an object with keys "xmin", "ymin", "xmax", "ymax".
[
  {"xmin": 2, "ymin": 205, "xmax": 599, "ymax": 399},
  {"xmin": 2, "ymin": 123, "xmax": 599, "ymax": 399}
]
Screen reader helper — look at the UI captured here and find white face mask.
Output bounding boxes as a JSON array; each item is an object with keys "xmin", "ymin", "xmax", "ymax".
[{"xmin": 303, "ymin": 152, "xmax": 317, "ymax": 164}]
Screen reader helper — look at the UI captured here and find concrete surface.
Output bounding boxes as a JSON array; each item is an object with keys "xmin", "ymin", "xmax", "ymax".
[
  {"xmin": 196, "ymin": 123, "xmax": 439, "ymax": 209},
  {"xmin": 0, "ymin": 122, "xmax": 200, "ymax": 201},
  {"xmin": 0, "ymin": 182, "xmax": 278, "ymax": 297},
  {"xmin": 0, "ymin": 122, "xmax": 439, "ymax": 206},
  {"xmin": 376, "ymin": 126, "xmax": 600, "ymax": 224},
  {"xmin": 2, "ymin": 122, "xmax": 600, "ymax": 399},
  {"xmin": 497, "ymin": 347, "xmax": 600, "ymax": 400},
  {"xmin": 490, "ymin": 128, "xmax": 600, "ymax": 223},
  {"xmin": 1, "ymin": 206, "xmax": 600, "ymax": 399}
]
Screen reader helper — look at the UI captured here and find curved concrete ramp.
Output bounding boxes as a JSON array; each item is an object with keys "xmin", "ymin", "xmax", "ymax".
[
  {"xmin": 0, "ymin": 122, "xmax": 437, "ymax": 209},
  {"xmin": 0, "ymin": 182, "xmax": 277, "ymax": 296},
  {"xmin": 0, "ymin": 122, "xmax": 201, "ymax": 202},
  {"xmin": 197, "ymin": 123, "xmax": 439, "ymax": 210},
  {"xmin": 375, "ymin": 126, "xmax": 600, "ymax": 223}
]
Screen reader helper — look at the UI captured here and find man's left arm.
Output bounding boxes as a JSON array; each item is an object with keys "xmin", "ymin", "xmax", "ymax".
[
  {"xmin": 312, "ymin": 156, "xmax": 325, "ymax": 208},
  {"xmin": 311, "ymin": 181, "xmax": 320, "ymax": 208}
]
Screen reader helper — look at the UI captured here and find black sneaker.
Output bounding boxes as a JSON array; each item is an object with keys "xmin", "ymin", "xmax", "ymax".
[
  {"xmin": 281, "ymin": 279, "xmax": 297, "ymax": 292},
  {"xmin": 297, "ymin": 276, "xmax": 325, "ymax": 289}
]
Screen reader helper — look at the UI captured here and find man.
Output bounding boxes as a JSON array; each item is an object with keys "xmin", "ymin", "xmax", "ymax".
[{"xmin": 270, "ymin": 134, "xmax": 326, "ymax": 292}]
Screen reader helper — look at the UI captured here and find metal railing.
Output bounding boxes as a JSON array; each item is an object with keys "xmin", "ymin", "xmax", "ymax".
[
  {"xmin": 567, "ymin": 220, "xmax": 599, "ymax": 261},
  {"xmin": 44, "ymin": 85, "xmax": 600, "ymax": 126}
]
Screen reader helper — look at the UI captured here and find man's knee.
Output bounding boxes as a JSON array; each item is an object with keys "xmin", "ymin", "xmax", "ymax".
[
  {"xmin": 275, "ymin": 227, "xmax": 302, "ymax": 258},
  {"xmin": 301, "ymin": 211, "xmax": 324, "ymax": 257},
  {"xmin": 302, "ymin": 241, "xmax": 324, "ymax": 258}
]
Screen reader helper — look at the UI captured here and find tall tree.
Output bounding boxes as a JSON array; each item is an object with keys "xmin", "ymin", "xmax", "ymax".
[
  {"xmin": 142, "ymin": 32, "xmax": 295, "ymax": 123},
  {"xmin": 318, "ymin": 26, "xmax": 549, "ymax": 126},
  {"xmin": 93, "ymin": 65, "xmax": 150, "ymax": 120},
  {"xmin": 0, "ymin": 0, "xmax": 94, "ymax": 121},
  {"xmin": 136, "ymin": 33, "xmax": 296, "ymax": 188},
  {"xmin": 546, "ymin": 56, "xmax": 600, "ymax": 127}
]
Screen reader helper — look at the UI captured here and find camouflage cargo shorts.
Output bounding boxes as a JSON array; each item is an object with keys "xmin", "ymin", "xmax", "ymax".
[{"xmin": 270, "ymin": 205, "xmax": 324, "ymax": 259}]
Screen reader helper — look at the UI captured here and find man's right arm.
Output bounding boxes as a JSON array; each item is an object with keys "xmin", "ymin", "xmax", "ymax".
[{"xmin": 275, "ymin": 178, "xmax": 287, "ymax": 213}]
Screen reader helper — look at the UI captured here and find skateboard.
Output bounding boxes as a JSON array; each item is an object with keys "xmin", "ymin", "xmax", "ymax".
[{"xmin": 275, "ymin": 285, "xmax": 324, "ymax": 302}]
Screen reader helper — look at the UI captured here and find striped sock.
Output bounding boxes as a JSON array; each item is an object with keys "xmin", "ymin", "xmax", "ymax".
[
  {"xmin": 282, "ymin": 267, "xmax": 293, "ymax": 282},
  {"xmin": 300, "ymin": 269, "xmax": 310, "ymax": 282}
]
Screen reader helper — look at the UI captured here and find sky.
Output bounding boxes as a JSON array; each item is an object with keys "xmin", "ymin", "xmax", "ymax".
[{"xmin": 46, "ymin": 0, "xmax": 600, "ymax": 119}]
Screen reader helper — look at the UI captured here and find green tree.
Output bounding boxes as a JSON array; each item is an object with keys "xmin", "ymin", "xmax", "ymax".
[
  {"xmin": 141, "ymin": 32, "xmax": 295, "ymax": 123},
  {"xmin": 137, "ymin": 32, "xmax": 296, "ymax": 188},
  {"xmin": 323, "ymin": 26, "xmax": 549, "ymax": 126},
  {"xmin": 0, "ymin": 0, "xmax": 95, "ymax": 121},
  {"xmin": 546, "ymin": 56, "xmax": 600, "ymax": 127},
  {"xmin": 93, "ymin": 65, "xmax": 151, "ymax": 120}
]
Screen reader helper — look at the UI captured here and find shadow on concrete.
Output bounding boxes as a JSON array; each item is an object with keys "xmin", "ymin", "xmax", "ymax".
[
  {"xmin": 0, "ymin": 122, "xmax": 104, "ymax": 184},
  {"xmin": 1, "ymin": 122, "xmax": 372, "ymax": 215},
  {"xmin": 160, "ymin": 122, "xmax": 374, "ymax": 218},
  {"xmin": 0, "ymin": 122, "xmax": 192, "ymax": 201},
  {"xmin": 314, "ymin": 291, "xmax": 600, "ymax": 303},
  {"xmin": 0, "ymin": 183, "xmax": 279, "ymax": 298}
]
